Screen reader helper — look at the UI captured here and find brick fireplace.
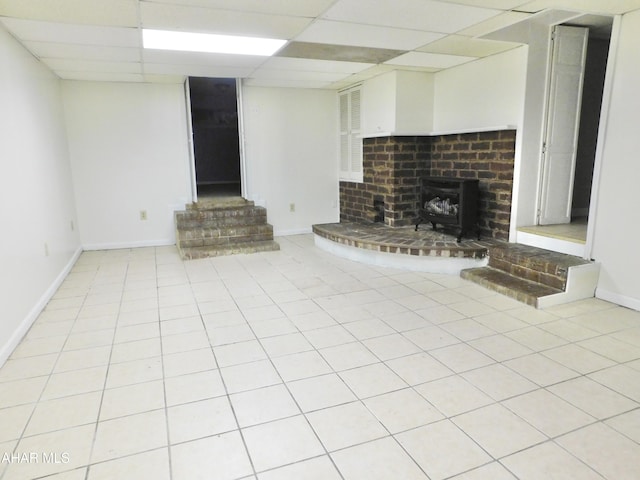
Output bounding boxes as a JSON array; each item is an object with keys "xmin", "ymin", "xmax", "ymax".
[{"xmin": 339, "ymin": 129, "xmax": 516, "ymax": 240}]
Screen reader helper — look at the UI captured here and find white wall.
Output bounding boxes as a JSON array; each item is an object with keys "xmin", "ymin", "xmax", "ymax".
[
  {"xmin": 241, "ymin": 86, "xmax": 339, "ymax": 235},
  {"xmin": 62, "ymin": 81, "xmax": 192, "ymax": 249},
  {"xmin": 433, "ymin": 46, "xmax": 527, "ymax": 131},
  {"xmin": 591, "ymin": 11, "xmax": 640, "ymax": 309},
  {"xmin": 0, "ymin": 25, "xmax": 81, "ymax": 364}
]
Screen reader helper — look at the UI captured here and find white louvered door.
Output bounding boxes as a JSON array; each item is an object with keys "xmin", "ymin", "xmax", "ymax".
[{"xmin": 339, "ymin": 85, "xmax": 363, "ymax": 182}]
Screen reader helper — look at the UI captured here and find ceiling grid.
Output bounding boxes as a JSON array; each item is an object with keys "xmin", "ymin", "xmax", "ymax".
[{"xmin": 0, "ymin": 0, "xmax": 637, "ymax": 87}]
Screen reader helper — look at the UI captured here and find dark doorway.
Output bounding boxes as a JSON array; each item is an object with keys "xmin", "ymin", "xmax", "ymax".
[
  {"xmin": 571, "ymin": 34, "xmax": 610, "ymax": 219},
  {"xmin": 189, "ymin": 77, "xmax": 241, "ymax": 197}
]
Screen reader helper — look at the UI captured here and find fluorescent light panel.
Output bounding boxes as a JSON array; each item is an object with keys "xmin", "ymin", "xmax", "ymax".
[{"xmin": 142, "ymin": 29, "xmax": 286, "ymax": 56}]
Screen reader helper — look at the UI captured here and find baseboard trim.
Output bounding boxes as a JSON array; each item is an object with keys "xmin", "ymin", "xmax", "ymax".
[
  {"xmin": 596, "ymin": 287, "xmax": 640, "ymax": 312},
  {"xmin": 0, "ymin": 246, "xmax": 83, "ymax": 367},
  {"xmin": 82, "ymin": 239, "xmax": 175, "ymax": 251}
]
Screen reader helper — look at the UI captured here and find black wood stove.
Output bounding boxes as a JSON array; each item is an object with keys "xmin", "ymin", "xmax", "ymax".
[{"xmin": 415, "ymin": 176, "xmax": 480, "ymax": 242}]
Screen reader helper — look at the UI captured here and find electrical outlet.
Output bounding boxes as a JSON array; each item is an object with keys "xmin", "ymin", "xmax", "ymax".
[
  {"xmin": 140, "ymin": 210, "xmax": 148, "ymax": 221},
  {"xmin": 44, "ymin": 242, "xmax": 49, "ymax": 257},
  {"xmin": 289, "ymin": 203, "xmax": 295, "ymax": 213}
]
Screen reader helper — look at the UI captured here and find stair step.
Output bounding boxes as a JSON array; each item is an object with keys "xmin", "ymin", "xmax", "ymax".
[
  {"xmin": 178, "ymin": 240, "xmax": 280, "ymax": 260},
  {"xmin": 176, "ymin": 224, "xmax": 275, "ymax": 248},
  {"xmin": 488, "ymin": 244, "xmax": 590, "ymax": 290},
  {"xmin": 187, "ymin": 197, "xmax": 254, "ymax": 210},
  {"xmin": 176, "ymin": 206, "xmax": 267, "ymax": 228},
  {"xmin": 461, "ymin": 266, "xmax": 562, "ymax": 308}
]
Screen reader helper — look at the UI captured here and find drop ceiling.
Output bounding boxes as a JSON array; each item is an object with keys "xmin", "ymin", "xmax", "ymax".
[{"xmin": 0, "ymin": 0, "xmax": 637, "ymax": 88}]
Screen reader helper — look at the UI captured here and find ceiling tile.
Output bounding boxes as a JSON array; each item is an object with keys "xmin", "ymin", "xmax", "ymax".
[
  {"xmin": 24, "ymin": 42, "xmax": 140, "ymax": 62},
  {"xmin": 142, "ymin": 73, "xmax": 186, "ymax": 83},
  {"xmin": 143, "ymin": 62, "xmax": 255, "ymax": 78},
  {"xmin": 457, "ymin": 11, "xmax": 532, "ymax": 37},
  {"xmin": 250, "ymin": 68, "xmax": 350, "ymax": 82},
  {"xmin": 56, "ymin": 71, "xmax": 145, "ymax": 82},
  {"xmin": 417, "ymin": 35, "xmax": 518, "ymax": 57},
  {"xmin": 260, "ymin": 57, "xmax": 373, "ymax": 74},
  {"xmin": 294, "ymin": 20, "xmax": 444, "ymax": 50},
  {"xmin": 243, "ymin": 78, "xmax": 333, "ymax": 88},
  {"xmin": 385, "ymin": 51, "xmax": 475, "ymax": 69},
  {"xmin": 140, "ymin": 0, "xmax": 336, "ymax": 18},
  {"xmin": 42, "ymin": 58, "xmax": 142, "ymax": 74},
  {"xmin": 0, "ymin": 0, "xmax": 138, "ymax": 27},
  {"xmin": 277, "ymin": 41, "xmax": 404, "ymax": 64},
  {"xmin": 435, "ymin": 0, "xmax": 530, "ymax": 9},
  {"xmin": 518, "ymin": 0, "xmax": 640, "ymax": 14},
  {"xmin": 139, "ymin": 2, "xmax": 312, "ymax": 38},
  {"xmin": 0, "ymin": 18, "xmax": 140, "ymax": 47},
  {"xmin": 328, "ymin": 64, "xmax": 398, "ymax": 89},
  {"xmin": 321, "ymin": 0, "xmax": 501, "ymax": 33},
  {"xmin": 142, "ymin": 49, "xmax": 267, "ymax": 68}
]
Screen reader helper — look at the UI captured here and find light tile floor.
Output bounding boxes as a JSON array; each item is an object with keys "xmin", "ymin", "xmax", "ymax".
[{"xmin": 1, "ymin": 234, "xmax": 640, "ymax": 480}]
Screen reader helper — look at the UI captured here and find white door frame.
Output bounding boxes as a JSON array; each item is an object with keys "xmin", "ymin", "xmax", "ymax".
[
  {"xmin": 184, "ymin": 77, "xmax": 248, "ymax": 202},
  {"xmin": 184, "ymin": 78, "xmax": 198, "ymax": 203},
  {"xmin": 585, "ymin": 15, "xmax": 622, "ymax": 260},
  {"xmin": 236, "ymin": 78, "xmax": 249, "ymax": 200}
]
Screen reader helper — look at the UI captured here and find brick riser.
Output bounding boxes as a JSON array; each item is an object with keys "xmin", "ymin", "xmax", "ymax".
[
  {"xmin": 177, "ymin": 224, "xmax": 275, "ymax": 248},
  {"xmin": 175, "ymin": 199, "xmax": 279, "ymax": 259},
  {"xmin": 461, "ymin": 243, "xmax": 593, "ymax": 308}
]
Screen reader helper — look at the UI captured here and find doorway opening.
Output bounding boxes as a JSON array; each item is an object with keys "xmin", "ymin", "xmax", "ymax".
[
  {"xmin": 520, "ymin": 17, "xmax": 612, "ymax": 253},
  {"xmin": 188, "ymin": 77, "xmax": 242, "ymax": 199}
]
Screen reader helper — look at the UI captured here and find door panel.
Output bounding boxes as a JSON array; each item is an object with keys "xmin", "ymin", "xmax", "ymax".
[{"xmin": 539, "ymin": 25, "xmax": 588, "ymax": 225}]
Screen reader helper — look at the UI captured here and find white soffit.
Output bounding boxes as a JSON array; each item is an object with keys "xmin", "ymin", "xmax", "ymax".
[
  {"xmin": 321, "ymin": 0, "xmax": 502, "ymax": 33},
  {"xmin": 385, "ymin": 51, "xmax": 476, "ymax": 69},
  {"xmin": 417, "ymin": 35, "xmax": 518, "ymax": 57},
  {"xmin": 140, "ymin": 0, "xmax": 337, "ymax": 18},
  {"xmin": 0, "ymin": 18, "xmax": 139, "ymax": 47},
  {"xmin": 24, "ymin": 42, "xmax": 140, "ymax": 62},
  {"xmin": 294, "ymin": 20, "xmax": 445, "ymax": 50},
  {"xmin": 518, "ymin": 0, "xmax": 640, "ymax": 15},
  {"xmin": 0, "ymin": 0, "xmax": 138, "ymax": 27},
  {"xmin": 259, "ymin": 57, "xmax": 374, "ymax": 74},
  {"xmin": 139, "ymin": 2, "xmax": 312, "ymax": 38}
]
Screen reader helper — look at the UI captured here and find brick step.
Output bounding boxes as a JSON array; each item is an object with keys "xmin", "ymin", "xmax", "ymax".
[
  {"xmin": 175, "ymin": 206, "xmax": 267, "ymax": 228},
  {"xmin": 488, "ymin": 243, "xmax": 591, "ymax": 291},
  {"xmin": 461, "ymin": 266, "xmax": 562, "ymax": 308},
  {"xmin": 178, "ymin": 240, "xmax": 280, "ymax": 260},
  {"xmin": 187, "ymin": 197, "xmax": 254, "ymax": 210},
  {"xmin": 176, "ymin": 224, "xmax": 275, "ymax": 248}
]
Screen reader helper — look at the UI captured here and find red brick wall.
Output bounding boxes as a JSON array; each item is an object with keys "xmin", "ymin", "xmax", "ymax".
[
  {"xmin": 339, "ymin": 130, "xmax": 515, "ymax": 240},
  {"xmin": 340, "ymin": 136, "xmax": 431, "ymax": 227},
  {"xmin": 430, "ymin": 130, "xmax": 515, "ymax": 240}
]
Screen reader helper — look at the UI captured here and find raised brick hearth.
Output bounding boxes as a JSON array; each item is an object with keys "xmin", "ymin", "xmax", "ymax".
[{"xmin": 339, "ymin": 129, "xmax": 516, "ymax": 240}]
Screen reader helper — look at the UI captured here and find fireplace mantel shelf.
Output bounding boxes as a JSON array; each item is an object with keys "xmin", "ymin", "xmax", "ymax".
[{"xmin": 360, "ymin": 125, "xmax": 517, "ymax": 139}]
